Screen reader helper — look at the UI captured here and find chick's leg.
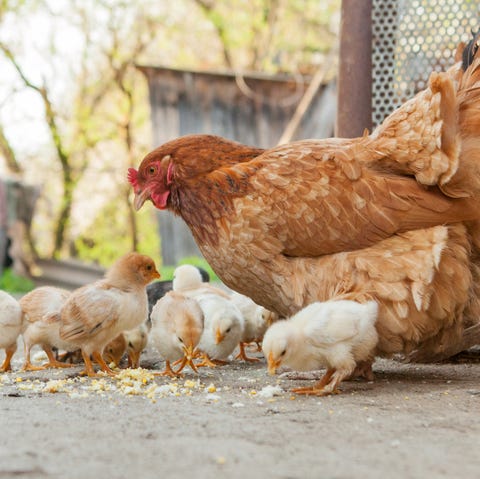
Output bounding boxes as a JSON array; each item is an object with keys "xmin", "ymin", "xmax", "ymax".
[
  {"xmin": 21, "ymin": 342, "xmax": 45, "ymax": 372},
  {"xmin": 80, "ymin": 351, "xmax": 98, "ymax": 377},
  {"xmin": 0, "ymin": 346, "xmax": 16, "ymax": 372},
  {"xmin": 195, "ymin": 353, "xmax": 229, "ymax": 368},
  {"xmin": 235, "ymin": 342, "xmax": 260, "ymax": 362},
  {"xmin": 153, "ymin": 360, "xmax": 180, "ymax": 378},
  {"xmin": 292, "ymin": 367, "xmax": 355, "ymax": 396},
  {"xmin": 92, "ymin": 351, "xmax": 116, "ymax": 376},
  {"xmin": 42, "ymin": 347, "xmax": 74, "ymax": 369}
]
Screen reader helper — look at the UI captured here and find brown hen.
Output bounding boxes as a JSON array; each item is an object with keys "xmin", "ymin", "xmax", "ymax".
[{"xmin": 129, "ymin": 37, "xmax": 480, "ymax": 362}]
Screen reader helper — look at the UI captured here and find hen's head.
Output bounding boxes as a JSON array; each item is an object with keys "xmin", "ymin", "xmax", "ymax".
[{"xmin": 128, "ymin": 134, "xmax": 264, "ymax": 211}]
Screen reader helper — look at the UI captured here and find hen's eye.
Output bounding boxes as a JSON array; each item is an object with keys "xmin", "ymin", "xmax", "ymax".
[{"xmin": 148, "ymin": 166, "xmax": 156, "ymax": 175}]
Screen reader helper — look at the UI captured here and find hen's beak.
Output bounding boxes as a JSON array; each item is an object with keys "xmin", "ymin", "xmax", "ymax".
[
  {"xmin": 267, "ymin": 351, "xmax": 281, "ymax": 376},
  {"xmin": 133, "ymin": 189, "xmax": 151, "ymax": 211},
  {"xmin": 215, "ymin": 329, "xmax": 224, "ymax": 345}
]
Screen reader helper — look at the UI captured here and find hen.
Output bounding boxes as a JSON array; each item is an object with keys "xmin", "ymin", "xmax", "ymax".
[
  {"xmin": 59, "ymin": 252, "xmax": 160, "ymax": 376},
  {"xmin": 129, "ymin": 36, "xmax": 480, "ymax": 362},
  {"xmin": 262, "ymin": 300, "xmax": 378, "ymax": 395}
]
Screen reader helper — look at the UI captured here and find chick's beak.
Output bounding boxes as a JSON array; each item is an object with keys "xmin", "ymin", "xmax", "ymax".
[
  {"xmin": 182, "ymin": 344, "xmax": 198, "ymax": 373},
  {"xmin": 267, "ymin": 351, "xmax": 281, "ymax": 376},
  {"xmin": 215, "ymin": 329, "xmax": 224, "ymax": 345},
  {"xmin": 133, "ymin": 188, "xmax": 151, "ymax": 211}
]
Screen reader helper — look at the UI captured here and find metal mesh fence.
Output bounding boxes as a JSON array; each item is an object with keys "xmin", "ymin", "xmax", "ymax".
[{"xmin": 371, "ymin": 0, "xmax": 479, "ymax": 127}]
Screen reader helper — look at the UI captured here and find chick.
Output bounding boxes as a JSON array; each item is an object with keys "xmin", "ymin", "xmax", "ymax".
[
  {"xmin": 103, "ymin": 333, "xmax": 127, "ymax": 368},
  {"xmin": 196, "ymin": 293, "xmax": 244, "ymax": 367},
  {"xmin": 19, "ymin": 286, "xmax": 77, "ymax": 371},
  {"xmin": 149, "ymin": 291, "xmax": 204, "ymax": 376},
  {"xmin": 146, "ymin": 266, "xmax": 210, "ymax": 328},
  {"xmin": 0, "ymin": 291, "xmax": 22, "ymax": 372},
  {"xmin": 124, "ymin": 323, "xmax": 149, "ymax": 368},
  {"xmin": 230, "ymin": 291, "xmax": 278, "ymax": 361},
  {"xmin": 59, "ymin": 252, "xmax": 160, "ymax": 377},
  {"xmin": 262, "ymin": 299, "xmax": 379, "ymax": 396},
  {"xmin": 172, "ymin": 264, "xmax": 230, "ymax": 299}
]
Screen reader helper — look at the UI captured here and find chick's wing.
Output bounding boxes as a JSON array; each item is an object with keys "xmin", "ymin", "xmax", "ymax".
[{"xmin": 60, "ymin": 284, "xmax": 119, "ymax": 342}]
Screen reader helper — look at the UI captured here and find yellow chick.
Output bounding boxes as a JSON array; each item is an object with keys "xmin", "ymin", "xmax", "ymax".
[
  {"xmin": 262, "ymin": 299, "xmax": 379, "ymax": 396},
  {"xmin": 196, "ymin": 293, "xmax": 244, "ymax": 367},
  {"xmin": 59, "ymin": 252, "xmax": 160, "ymax": 377},
  {"xmin": 19, "ymin": 286, "xmax": 77, "ymax": 371},
  {"xmin": 149, "ymin": 291, "xmax": 204, "ymax": 376},
  {"xmin": 0, "ymin": 290, "xmax": 22, "ymax": 372},
  {"xmin": 124, "ymin": 323, "xmax": 149, "ymax": 368},
  {"xmin": 230, "ymin": 291, "xmax": 278, "ymax": 361}
]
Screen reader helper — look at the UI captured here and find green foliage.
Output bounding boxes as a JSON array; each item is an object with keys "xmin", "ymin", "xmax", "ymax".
[
  {"xmin": 0, "ymin": 268, "xmax": 35, "ymax": 293},
  {"xmin": 160, "ymin": 256, "xmax": 219, "ymax": 281},
  {"xmin": 73, "ymin": 200, "xmax": 161, "ymax": 268}
]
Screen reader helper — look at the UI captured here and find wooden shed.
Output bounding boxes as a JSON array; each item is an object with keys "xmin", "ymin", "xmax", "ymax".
[{"xmin": 138, "ymin": 66, "xmax": 336, "ymax": 265}]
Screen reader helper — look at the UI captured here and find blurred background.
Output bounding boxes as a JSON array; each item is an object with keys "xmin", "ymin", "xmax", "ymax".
[{"xmin": 0, "ymin": 0, "xmax": 340, "ymax": 290}]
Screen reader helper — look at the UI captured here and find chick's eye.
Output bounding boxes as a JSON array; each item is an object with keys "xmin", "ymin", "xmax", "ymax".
[
  {"xmin": 226, "ymin": 327, "xmax": 231, "ymax": 333},
  {"xmin": 280, "ymin": 349, "xmax": 286, "ymax": 356},
  {"xmin": 146, "ymin": 265, "xmax": 152, "ymax": 271},
  {"xmin": 177, "ymin": 336, "xmax": 184, "ymax": 343}
]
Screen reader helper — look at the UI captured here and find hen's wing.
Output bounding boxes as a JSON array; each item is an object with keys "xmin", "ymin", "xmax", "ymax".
[{"xmin": 60, "ymin": 283, "xmax": 119, "ymax": 342}]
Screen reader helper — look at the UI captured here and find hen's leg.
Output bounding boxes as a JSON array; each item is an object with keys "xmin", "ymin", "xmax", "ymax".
[
  {"xmin": 235, "ymin": 342, "xmax": 260, "ymax": 362},
  {"xmin": 0, "ymin": 346, "xmax": 16, "ymax": 372}
]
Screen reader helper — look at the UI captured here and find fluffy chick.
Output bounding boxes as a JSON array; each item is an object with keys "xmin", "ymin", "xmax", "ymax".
[
  {"xmin": 262, "ymin": 299, "xmax": 379, "ymax": 396},
  {"xmin": 103, "ymin": 333, "xmax": 127, "ymax": 368},
  {"xmin": 173, "ymin": 264, "xmax": 230, "ymax": 299},
  {"xmin": 59, "ymin": 252, "xmax": 160, "ymax": 377},
  {"xmin": 0, "ymin": 291, "xmax": 22, "ymax": 372},
  {"xmin": 124, "ymin": 323, "xmax": 149, "ymax": 368},
  {"xmin": 19, "ymin": 286, "xmax": 77, "ymax": 371},
  {"xmin": 146, "ymin": 266, "xmax": 210, "ymax": 329},
  {"xmin": 149, "ymin": 291, "xmax": 204, "ymax": 376},
  {"xmin": 230, "ymin": 291, "xmax": 278, "ymax": 361},
  {"xmin": 196, "ymin": 293, "xmax": 244, "ymax": 366}
]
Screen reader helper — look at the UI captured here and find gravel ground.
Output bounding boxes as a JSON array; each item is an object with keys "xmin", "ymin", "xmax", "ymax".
[{"xmin": 0, "ymin": 346, "xmax": 479, "ymax": 479}]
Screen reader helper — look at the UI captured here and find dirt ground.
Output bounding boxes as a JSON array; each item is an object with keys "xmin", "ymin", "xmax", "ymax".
[{"xmin": 1, "ymin": 344, "xmax": 479, "ymax": 479}]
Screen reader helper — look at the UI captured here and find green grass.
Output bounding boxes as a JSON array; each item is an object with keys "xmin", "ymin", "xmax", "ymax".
[{"xmin": 0, "ymin": 268, "xmax": 35, "ymax": 293}]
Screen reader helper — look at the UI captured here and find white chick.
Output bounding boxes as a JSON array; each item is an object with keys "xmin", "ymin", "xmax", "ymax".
[
  {"xmin": 149, "ymin": 291, "xmax": 204, "ymax": 376},
  {"xmin": 230, "ymin": 291, "xmax": 278, "ymax": 361},
  {"xmin": 124, "ymin": 323, "xmax": 149, "ymax": 368},
  {"xmin": 172, "ymin": 264, "xmax": 230, "ymax": 299},
  {"xmin": 0, "ymin": 291, "xmax": 22, "ymax": 372},
  {"xmin": 196, "ymin": 293, "xmax": 244, "ymax": 367},
  {"xmin": 19, "ymin": 286, "xmax": 77, "ymax": 371},
  {"xmin": 59, "ymin": 252, "xmax": 160, "ymax": 377},
  {"xmin": 262, "ymin": 299, "xmax": 379, "ymax": 396}
]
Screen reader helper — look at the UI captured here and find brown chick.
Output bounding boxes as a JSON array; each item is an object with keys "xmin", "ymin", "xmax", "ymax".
[
  {"xmin": 59, "ymin": 252, "xmax": 160, "ymax": 377},
  {"xmin": 19, "ymin": 286, "xmax": 76, "ymax": 371},
  {"xmin": 103, "ymin": 333, "xmax": 128, "ymax": 368}
]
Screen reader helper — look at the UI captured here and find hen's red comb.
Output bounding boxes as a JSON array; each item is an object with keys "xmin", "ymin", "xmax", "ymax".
[{"xmin": 127, "ymin": 168, "xmax": 138, "ymax": 187}]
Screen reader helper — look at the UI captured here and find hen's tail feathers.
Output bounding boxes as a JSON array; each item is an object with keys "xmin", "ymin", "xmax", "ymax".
[{"xmin": 365, "ymin": 71, "xmax": 459, "ymax": 189}]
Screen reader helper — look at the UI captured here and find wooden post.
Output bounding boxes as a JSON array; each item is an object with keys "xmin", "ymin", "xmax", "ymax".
[{"xmin": 336, "ymin": 0, "xmax": 372, "ymax": 138}]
